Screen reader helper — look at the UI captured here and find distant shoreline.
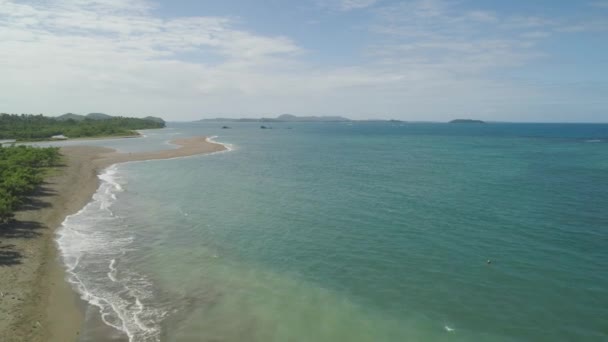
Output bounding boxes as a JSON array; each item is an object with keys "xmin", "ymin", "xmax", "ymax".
[
  {"xmin": 11, "ymin": 131, "xmax": 142, "ymax": 144},
  {"xmin": 55, "ymin": 132, "xmax": 142, "ymax": 141},
  {"xmin": 0, "ymin": 136, "xmax": 227, "ymax": 342}
]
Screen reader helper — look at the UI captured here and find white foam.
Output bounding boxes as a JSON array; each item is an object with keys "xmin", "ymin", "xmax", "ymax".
[
  {"xmin": 444, "ymin": 325, "xmax": 455, "ymax": 332},
  {"xmin": 206, "ymin": 135, "xmax": 235, "ymax": 153},
  {"xmin": 108, "ymin": 259, "xmax": 118, "ymax": 282},
  {"xmin": 55, "ymin": 136, "xmax": 235, "ymax": 341},
  {"xmin": 56, "ymin": 165, "xmax": 165, "ymax": 342},
  {"xmin": 177, "ymin": 207, "xmax": 189, "ymax": 217},
  {"xmin": 585, "ymin": 139, "xmax": 602, "ymax": 143},
  {"xmin": 129, "ymin": 136, "xmax": 234, "ymax": 165}
]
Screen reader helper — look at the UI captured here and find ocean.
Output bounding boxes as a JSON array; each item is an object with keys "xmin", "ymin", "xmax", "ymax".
[{"xmin": 54, "ymin": 122, "xmax": 608, "ymax": 341}]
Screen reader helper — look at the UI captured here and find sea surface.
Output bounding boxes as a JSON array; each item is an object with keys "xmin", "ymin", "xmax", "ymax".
[{"xmin": 53, "ymin": 122, "xmax": 608, "ymax": 341}]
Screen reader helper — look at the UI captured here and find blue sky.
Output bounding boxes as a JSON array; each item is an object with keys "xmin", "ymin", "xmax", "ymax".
[{"xmin": 0, "ymin": 0, "xmax": 606, "ymax": 122}]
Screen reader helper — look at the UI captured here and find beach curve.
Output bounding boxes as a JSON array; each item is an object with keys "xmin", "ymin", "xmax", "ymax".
[{"xmin": 0, "ymin": 136, "xmax": 227, "ymax": 342}]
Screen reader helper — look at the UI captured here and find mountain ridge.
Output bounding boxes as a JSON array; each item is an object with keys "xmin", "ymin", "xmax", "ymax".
[{"xmin": 55, "ymin": 113, "xmax": 165, "ymax": 124}]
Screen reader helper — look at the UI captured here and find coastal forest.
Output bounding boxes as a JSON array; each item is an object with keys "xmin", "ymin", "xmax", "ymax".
[
  {"xmin": 0, "ymin": 145, "xmax": 60, "ymax": 223},
  {"xmin": 0, "ymin": 113, "xmax": 165, "ymax": 141}
]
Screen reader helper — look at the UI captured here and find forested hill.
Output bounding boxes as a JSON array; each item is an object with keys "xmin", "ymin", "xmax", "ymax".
[{"xmin": 0, "ymin": 114, "xmax": 166, "ymax": 141}]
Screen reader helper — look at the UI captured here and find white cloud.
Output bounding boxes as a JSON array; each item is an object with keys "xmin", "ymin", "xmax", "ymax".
[
  {"xmin": 520, "ymin": 31, "xmax": 551, "ymax": 39},
  {"xmin": 0, "ymin": 0, "xmax": 317, "ymax": 117},
  {"xmin": 556, "ymin": 20, "xmax": 608, "ymax": 32},
  {"xmin": 1, "ymin": 0, "xmax": 404, "ymax": 119},
  {"xmin": 316, "ymin": 0, "xmax": 378, "ymax": 11},
  {"xmin": 340, "ymin": 0, "xmax": 378, "ymax": 10},
  {"xmin": 0, "ymin": 0, "xmax": 605, "ymax": 122},
  {"xmin": 369, "ymin": 0, "xmax": 544, "ymax": 72},
  {"xmin": 466, "ymin": 10, "xmax": 498, "ymax": 23},
  {"xmin": 501, "ymin": 15, "xmax": 556, "ymax": 29}
]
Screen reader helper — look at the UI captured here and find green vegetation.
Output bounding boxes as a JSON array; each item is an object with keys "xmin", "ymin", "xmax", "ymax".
[
  {"xmin": 0, "ymin": 113, "xmax": 166, "ymax": 141},
  {"xmin": 0, "ymin": 145, "xmax": 61, "ymax": 222}
]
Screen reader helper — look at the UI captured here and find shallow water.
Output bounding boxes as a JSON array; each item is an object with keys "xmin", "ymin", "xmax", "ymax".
[{"xmin": 57, "ymin": 122, "xmax": 608, "ymax": 341}]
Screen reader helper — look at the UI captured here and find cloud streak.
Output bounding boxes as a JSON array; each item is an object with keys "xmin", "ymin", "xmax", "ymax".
[
  {"xmin": 340, "ymin": 0, "xmax": 378, "ymax": 10},
  {"xmin": 317, "ymin": 0, "xmax": 378, "ymax": 11}
]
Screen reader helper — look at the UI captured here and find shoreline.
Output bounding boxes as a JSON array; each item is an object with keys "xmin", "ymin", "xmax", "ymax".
[
  {"xmin": 0, "ymin": 136, "xmax": 227, "ymax": 342},
  {"xmin": 12, "ymin": 132, "xmax": 143, "ymax": 144}
]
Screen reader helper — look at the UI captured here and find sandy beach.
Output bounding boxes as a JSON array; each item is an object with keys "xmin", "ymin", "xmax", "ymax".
[{"xmin": 0, "ymin": 137, "xmax": 226, "ymax": 342}]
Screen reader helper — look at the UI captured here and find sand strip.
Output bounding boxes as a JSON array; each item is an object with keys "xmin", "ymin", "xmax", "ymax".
[{"xmin": 0, "ymin": 137, "xmax": 226, "ymax": 342}]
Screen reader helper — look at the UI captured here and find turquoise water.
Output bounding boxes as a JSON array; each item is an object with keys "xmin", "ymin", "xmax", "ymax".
[{"xmin": 57, "ymin": 122, "xmax": 608, "ymax": 341}]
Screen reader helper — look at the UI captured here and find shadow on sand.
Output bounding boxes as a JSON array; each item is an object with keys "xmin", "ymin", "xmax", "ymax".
[
  {"xmin": 0, "ymin": 221, "xmax": 46, "ymax": 266},
  {"xmin": 0, "ymin": 243, "xmax": 23, "ymax": 266},
  {"xmin": 19, "ymin": 184, "xmax": 57, "ymax": 211},
  {"xmin": 0, "ymin": 172, "xmax": 60, "ymax": 267}
]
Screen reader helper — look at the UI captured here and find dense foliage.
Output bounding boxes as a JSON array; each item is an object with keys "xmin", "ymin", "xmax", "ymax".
[
  {"xmin": 0, "ymin": 145, "xmax": 61, "ymax": 222},
  {"xmin": 0, "ymin": 114, "xmax": 165, "ymax": 141}
]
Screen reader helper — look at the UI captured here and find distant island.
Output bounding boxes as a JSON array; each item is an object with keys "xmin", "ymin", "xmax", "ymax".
[
  {"xmin": 196, "ymin": 115, "xmax": 490, "ymax": 124},
  {"xmin": 0, "ymin": 113, "xmax": 166, "ymax": 141},
  {"xmin": 197, "ymin": 114, "xmax": 351, "ymax": 123},
  {"xmin": 449, "ymin": 119, "xmax": 485, "ymax": 124}
]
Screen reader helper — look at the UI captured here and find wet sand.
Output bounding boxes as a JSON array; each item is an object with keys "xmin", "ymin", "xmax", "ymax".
[{"xmin": 0, "ymin": 137, "xmax": 226, "ymax": 341}]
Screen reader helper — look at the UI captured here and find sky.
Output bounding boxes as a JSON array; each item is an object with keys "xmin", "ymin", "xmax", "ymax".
[{"xmin": 0, "ymin": 0, "xmax": 607, "ymax": 122}]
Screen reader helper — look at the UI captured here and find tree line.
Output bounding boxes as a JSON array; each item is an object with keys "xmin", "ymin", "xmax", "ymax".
[
  {"xmin": 0, "ymin": 114, "xmax": 165, "ymax": 141},
  {"xmin": 0, "ymin": 145, "xmax": 61, "ymax": 223}
]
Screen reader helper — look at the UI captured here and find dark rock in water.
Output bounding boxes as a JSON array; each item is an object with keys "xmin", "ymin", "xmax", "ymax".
[
  {"xmin": 260, "ymin": 125, "xmax": 270, "ymax": 129},
  {"xmin": 221, "ymin": 126, "xmax": 231, "ymax": 129}
]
